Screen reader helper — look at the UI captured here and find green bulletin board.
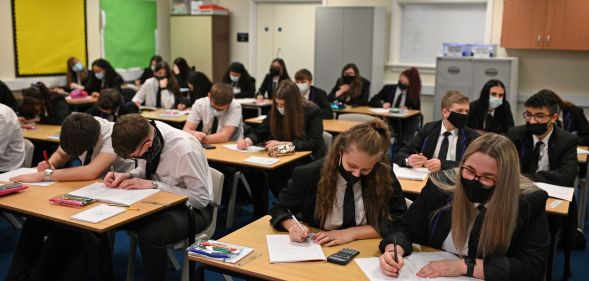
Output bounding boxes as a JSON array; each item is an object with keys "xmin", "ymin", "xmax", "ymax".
[{"xmin": 100, "ymin": 0, "xmax": 157, "ymax": 68}]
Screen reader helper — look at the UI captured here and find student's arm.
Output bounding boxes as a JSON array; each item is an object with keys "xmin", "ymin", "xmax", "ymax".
[
  {"xmin": 369, "ymin": 86, "xmax": 388, "ymax": 108},
  {"xmin": 204, "ymin": 125, "xmax": 237, "ymax": 143},
  {"xmin": 132, "ymin": 80, "xmax": 148, "ymax": 107},
  {"xmin": 327, "ymin": 81, "xmax": 340, "ymax": 102},
  {"xmin": 258, "ymin": 74, "xmax": 270, "ymax": 97},
  {"xmin": 313, "ymin": 225, "xmax": 380, "ymax": 246},
  {"xmin": 292, "ymin": 107, "xmax": 324, "ymax": 152},
  {"xmin": 246, "ymin": 112, "xmax": 271, "ymax": 145},
  {"xmin": 353, "ymin": 79, "xmax": 370, "ymax": 106},
  {"xmin": 394, "ymin": 126, "xmax": 427, "ymax": 167},
  {"xmin": 269, "ymin": 166, "xmax": 313, "ymax": 230},
  {"xmin": 183, "ymin": 121, "xmax": 206, "ymax": 141},
  {"xmin": 39, "ymin": 147, "xmax": 71, "ymax": 170},
  {"xmin": 314, "ymin": 88, "xmax": 334, "ymax": 119},
  {"xmin": 47, "ymin": 152, "xmax": 116, "ymax": 181},
  {"xmin": 378, "ymin": 176, "xmax": 408, "ymax": 236}
]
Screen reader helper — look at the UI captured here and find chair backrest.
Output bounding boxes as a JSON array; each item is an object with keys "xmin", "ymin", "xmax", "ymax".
[
  {"xmin": 195, "ymin": 167, "xmax": 224, "ymax": 241},
  {"xmin": 322, "ymin": 131, "xmax": 333, "ymax": 152},
  {"xmin": 22, "ymin": 139, "xmax": 35, "ymax": 168},
  {"xmin": 338, "ymin": 113, "xmax": 377, "ymax": 122}
]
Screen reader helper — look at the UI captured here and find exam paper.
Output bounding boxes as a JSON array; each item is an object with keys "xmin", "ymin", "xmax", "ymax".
[{"xmin": 266, "ymin": 234, "xmax": 326, "ymax": 263}]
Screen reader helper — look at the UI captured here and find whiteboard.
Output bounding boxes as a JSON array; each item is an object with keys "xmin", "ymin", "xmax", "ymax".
[{"xmin": 399, "ymin": 3, "xmax": 487, "ymax": 65}]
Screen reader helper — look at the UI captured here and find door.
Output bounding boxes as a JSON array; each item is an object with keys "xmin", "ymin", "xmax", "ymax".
[
  {"xmin": 545, "ymin": 0, "xmax": 589, "ymax": 51},
  {"xmin": 501, "ymin": 0, "xmax": 548, "ymax": 49}
]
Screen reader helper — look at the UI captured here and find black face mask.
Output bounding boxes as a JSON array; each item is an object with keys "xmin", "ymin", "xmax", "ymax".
[
  {"xmin": 448, "ymin": 111, "xmax": 468, "ymax": 129},
  {"xmin": 338, "ymin": 156, "xmax": 360, "ymax": 185},
  {"xmin": 138, "ymin": 125, "xmax": 164, "ymax": 163},
  {"xmin": 397, "ymin": 81, "xmax": 409, "ymax": 90},
  {"xmin": 270, "ymin": 67, "xmax": 280, "ymax": 76},
  {"xmin": 342, "ymin": 75, "xmax": 355, "ymax": 85},
  {"xmin": 461, "ymin": 176, "xmax": 494, "ymax": 204},
  {"xmin": 526, "ymin": 122, "xmax": 549, "ymax": 136},
  {"xmin": 155, "ymin": 76, "xmax": 165, "ymax": 81}
]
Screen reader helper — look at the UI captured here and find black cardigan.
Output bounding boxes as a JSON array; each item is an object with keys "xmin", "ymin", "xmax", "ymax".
[
  {"xmin": 379, "ymin": 181, "xmax": 550, "ymax": 281},
  {"xmin": 308, "ymin": 86, "xmax": 333, "ymax": 120},
  {"xmin": 467, "ymin": 99, "xmax": 514, "ymax": 134},
  {"xmin": 246, "ymin": 103, "xmax": 325, "ymax": 159},
  {"xmin": 270, "ymin": 158, "xmax": 407, "ymax": 235},
  {"xmin": 369, "ymin": 84, "xmax": 420, "ymax": 110},
  {"xmin": 19, "ymin": 95, "xmax": 70, "ymax": 125},
  {"xmin": 258, "ymin": 73, "xmax": 289, "ymax": 99},
  {"xmin": 85, "ymin": 71, "xmax": 124, "ymax": 94},
  {"xmin": 561, "ymin": 105, "xmax": 589, "ymax": 146},
  {"xmin": 327, "ymin": 77, "xmax": 370, "ymax": 106}
]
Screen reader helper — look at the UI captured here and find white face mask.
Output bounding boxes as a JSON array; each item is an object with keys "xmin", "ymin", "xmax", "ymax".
[
  {"xmin": 95, "ymin": 72, "xmax": 104, "ymax": 80},
  {"xmin": 230, "ymin": 75, "xmax": 240, "ymax": 83},
  {"xmin": 277, "ymin": 106, "xmax": 285, "ymax": 115},
  {"xmin": 297, "ymin": 83, "xmax": 310, "ymax": 94},
  {"xmin": 489, "ymin": 96, "xmax": 503, "ymax": 109},
  {"xmin": 210, "ymin": 106, "xmax": 225, "ymax": 117},
  {"xmin": 150, "ymin": 64, "xmax": 156, "ymax": 71}
]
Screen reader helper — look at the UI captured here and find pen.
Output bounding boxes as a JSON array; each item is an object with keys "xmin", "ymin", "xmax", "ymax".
[
  {"xmin": 43, "ymin": 150, "xmax": 49, "ymax": 162},
  {"xmin": 189, "ymin": 249, "xmax": 230, "ymax": 259},
  {"xmin": 388, "ymin": 235, "xmax": 399, "ymax": 263},
  {"xmin": 288, "ymin": 209, "xmax": 306, "ymax": 234},
  {"xmin": 110, "ymin": 165, "xmax": 115, "ymax": 181}
]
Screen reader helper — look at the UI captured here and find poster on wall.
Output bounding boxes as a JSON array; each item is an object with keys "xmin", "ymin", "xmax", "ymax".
[{"xmin": 12, "ymin": 0, "xmax": 87, "ymax": 77}]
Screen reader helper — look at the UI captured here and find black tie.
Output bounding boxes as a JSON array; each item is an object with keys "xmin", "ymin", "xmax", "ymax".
[
  {"xmin": 394, "ymin": 92, "xmax": 403, "ymax": 108},
  {"xmin": 437, "ymin": 131, "xmax": 452, "ymax": 161},
  {"xmin": 210, "ymin": 116, "xmax": 219, "ymax": 134},
  {"xmin": 156, "ymin": 88, "xmax": 162, "ymax": 108},
  {"xmin": 341, "ymin": 182, "xmax": 356, "ymax": 229},
  {"xmin": 468, "ymin": 205, "xmax": 486, "ymax": 258},
  {"xmin": 83, "ymin": 147, "xmax": 94, "ymax": 166},
  {"xmin": 530, "ymin": 141, "xmax": 544, "ymax": 172}
]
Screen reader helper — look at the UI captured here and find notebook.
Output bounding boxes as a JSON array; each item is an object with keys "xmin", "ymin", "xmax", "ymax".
[
  {"xmin": 266, "ymin": 234, "xmax": 326, "ymax": 263},
  {"xmin": 243, "ymin": 156, "xmax": 279, "ymax": 166},
  {"xmin": 0, "ymin": 168, "xmax": 55, "ymax": 187},
  {"xmin": 71, "ymin": 204, "xmax": 126, "ymax": 224},
  {"xmin": 68, "ymin": 182, "xmax": 160, "ymax": 206}
]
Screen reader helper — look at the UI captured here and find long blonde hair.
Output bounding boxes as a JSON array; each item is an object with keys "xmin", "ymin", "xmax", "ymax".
[
  {"xmin": 315, "ymin": 119, "xmax": 395, "ymax": 231},
  {"xmin": 430, "ymin": 133, "xmax": 537, "ymax": 257}
]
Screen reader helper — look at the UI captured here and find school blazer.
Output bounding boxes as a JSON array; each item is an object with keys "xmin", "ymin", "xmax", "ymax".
[
  {"xmin": 507, "ymin": 125, "xmax": 579, "ymax": 187},
  {"xmin": 258, "ymin": 74, "xmax": 289, "ymax": 99},
  {"xmin": 85, "ymin": 72, "xmax": 124, "ymax": 94},
  {"xmin": 246, "ymin": 103, "xmax": 325, "ymax": 159},
  {"xmin": 86, "ymin": 101, "xmax": 139, "ymax": 122},
  {"xmin": 327, "ymin": 77, "xmax": 371, "ymax": 106},
  {"xmin": 467, "ymin": 99, "xmax": 515, "ymax": 135},
  {"xmin": 223, "ymin": 77, "xmax": 256, "ymax": 99},
  {"xmin": 20, "ymin": 95, "xmax": 70, "ymax": 125},
  {"xmin": 269, "ymin": 158, "xmax": 407, "ymax": 235},
  {"xmin": 394, "ymin": 120, "xmax": 480, "ymax": 170},
  {"xmin": 379, "ymin": 181, "xmax": 550, "ymax": 281},
  {"xmin": 561, "ymin": 105, "xmax": 589, "ymax": 146},
  {"xmin": 308, "ymin": 86, "xmax": 333, "ymax": 120},
  {"xmin": 368, "ymin": 84, "xmax": 420, "ymax": 110}
]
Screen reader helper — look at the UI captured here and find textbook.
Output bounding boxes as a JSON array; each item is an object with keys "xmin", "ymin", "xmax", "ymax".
[
  {"xmin": 187, "ymin": 240, "xmax": 254, "ymax": 264},
  {"xmin": 67, "ymin": 182, "xmax": 159, "ymax": 206}
]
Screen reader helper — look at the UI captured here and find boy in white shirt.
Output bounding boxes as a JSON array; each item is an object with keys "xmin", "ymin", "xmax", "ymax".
[{"xmin": 0, "ymin": 103, "xmax": 25, "ymax": 172}]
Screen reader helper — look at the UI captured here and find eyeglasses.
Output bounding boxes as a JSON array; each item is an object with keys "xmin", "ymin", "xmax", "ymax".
[
  {"xmin": 461, "ymin": 166, "xmax": 496, "ymax": 187},
  {"xmin": 126, "ymin": 139, "xmax": 150, "ymax": 160},
  {"xmin": 523, "ymin": 112, "xmax": 552, "ymax": 122}
]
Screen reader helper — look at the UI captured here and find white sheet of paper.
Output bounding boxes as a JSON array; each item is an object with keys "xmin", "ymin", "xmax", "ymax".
[
  {"xmin": 71, "ymin": 204, "xmax": 126, "ymax": 224},
  {"xmin": 68, "ymin": 182, "xmax": 160, "ymax": 206},
  {"xmin": 534, "ymin": 182, "xmax": 574, "ymax": 201},
  {"xmin": 257, "ymin": 115, "xmax": 267, "ymax": 120},
  {"xmin": 356, "ymin": 252, "xmax": 479, "ymax": 281},
  {"xmin": 577, "ymin": 147, "xmax": 589, "ymax": 155},
  {"xmin": 0, "ymin": 168, "xmax": 55, "ymax": 186},
  {"xmin": 243, "ymin": 156, "xmax": 279, "ymax": 166},
  {"xmin": 369, "ymin": 108, "xmax": 390, "ymax": 114},
  {"xmin": 393, "ymin": 164, "xmax": 428, "ymax": 181},
  {"xmin": 159, "ymin": 109, "xmax": 190, "ymax": 117},
  {"xmin": 236, "ymin": 98, "xmax": 255, "ymax": 104},
  {"xmin": 223, "ymin": 144, "xmax": 265, "ymax": 153},
  {"xmin": 266, "ymin": 235, "xmax": 326, "ymax": 263},
  {"xmin": 47, "ymin": 133, "xmax": 60, "ymax": 140}
]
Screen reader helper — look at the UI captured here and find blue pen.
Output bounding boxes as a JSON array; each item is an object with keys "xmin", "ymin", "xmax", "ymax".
[{"xmin": 189, "ymin": 249, "xmax": 230, "ymax": 259}]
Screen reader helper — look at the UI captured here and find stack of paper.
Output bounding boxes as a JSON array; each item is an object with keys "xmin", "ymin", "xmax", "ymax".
[
  {"xmin": 223, "ymin": 144, "xmax": 265, "ymax": 153},
  {"xmin": 577, "ymin": 147, "xmax": 589, "ymax": 155},
  {"xmin": 243, "ymin": 156, "xmax": 279, "ymax": 166},
  {"xmin": 236, "ymin": 98, "xmax": 257, "ymax": 105},
  {"xmin": 266, "ymin": 235, "xmax": 326, "ymax": 263},
  {"xmin": 393, "ymin": 164, "xmax": 429, "ymax": 181},
  {"xmin": 68, "ymin": 182, "xmax": 160, "ymax": 206},
  {"xmin": 159, "ymin": 109, "xmax": 190, "ymax": 117},
  {"xmin": 369, "ymin": 108, "xmax": 390, "ymax": 114},
  {"xmin": 0, "ymin": 168, "xmax": 55, "ymax": 186},
  {"xmin": 71, "ymin": 204, "xmax": 126, "ymax": 223},
  {"xmin": 48, "ymin": 132, "xmax": 60, "ymax": 141},
  {"xmin": 533, "ymin": 182, "xmax": 574, "ymax": 201}
]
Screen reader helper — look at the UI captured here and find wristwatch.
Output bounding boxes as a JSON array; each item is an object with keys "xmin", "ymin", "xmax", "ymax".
[
  {"xmin": 44, "ymin": 169, "xmax": 54, "ymax": 181},
  {"xmin": 404, "ymin": 157, "xmax": 410, "ymax": 167},
  {"xmin": 464, "ymin": 257, "xmax": 476, "ymax": 277},
  {"xmin": 152, "ymin": 180, "xmax": 159, "ymax": 189}
]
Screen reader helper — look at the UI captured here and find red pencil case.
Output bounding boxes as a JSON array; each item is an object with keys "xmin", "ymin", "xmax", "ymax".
[{"xmin": 0, "ymin": 183, "xmax": 28, "ymax": 196}]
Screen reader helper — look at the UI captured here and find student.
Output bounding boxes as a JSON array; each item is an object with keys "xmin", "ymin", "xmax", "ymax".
[
  {"xmin": 132, "ymin": 61, "xmax": 181, "ymax": 109},
  {"xmin": 172, "ymin": 57, "xmax": 192, "ymax": 89},
  {"xmin": 85, "ymin": 58, "xmax": 124, "ymax": 97},
  {"xmin": 65, "ymin": 56, "xmax": 88, "ymax": 91},
  {"xmin": 173, "ymin": 57, "xmax": 213, "ymax": 105},
  {"xmin": 0, "ymin": 79, "xmax": 18, "ymax": 112},
  {"xmin": 540, "ymin": 89, "xmax": 589, "ymax": 146},
  {"xmin": 395, "ymin": 91, "xmax": 479, "ymax": 172},
  {"xmin": 19, "ymin": 82, "xmax": 70, "ymax": 125},
  {"xmin": 507, "ymin": 91, "xmax": 578, "ymax": 187},
  {"xmin": 183, "ymin": 83, "xmax": 244, "ymax": 143},
  {"xmin": 87, "ymin": 88, "xmax": 139, "ymax": 122},
  {"xmin": 270, "ymin": 119, "xmax": 406, "ymax": 245},
  {"xmin": 222, "ymin": 62, "xmax": 256, "ymax": 99},
  {"xmin": 135, "ymin": 55, "xmax": 163, "ymax": 86},
  {"xmin": 0, "ymin": 103, "xmax": 25, "ymax": 173},
  {"xmin": 104, "ymin": 114, "xmax": 213, "ymax": 281},
  {"xmin": 379, "ymin": 134, "xmax": 550, "ymax": 281},
  {"xmin": 258, "ymin": 58, "xmax": 290, "ymax": 99},
  {"xmin": 294, "ymin": 68, "xmax": 333, "ymax": 119},
  {"xmin": 467, "ymin": 79, "xmax": 515, "ymax": 135},
  {"xmin": 369, "ymin": 67, "xmax": 422, "ymax": 146},
  {"xmin": 327, "ymin": 63, "xmax": 370, "ymax": 106}
]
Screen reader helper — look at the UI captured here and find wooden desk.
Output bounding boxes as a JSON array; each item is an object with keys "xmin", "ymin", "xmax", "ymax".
[
  {"xmin": 0, "ymin": 180, "xmax": 187, "ymax": 233},
  {"xmin": 334, "ymin": 106, "xmax": 420, "ymax": 119},
  {"xmin": 22, "ymin": 124, "xmax": 61, "ymax": 143},
  {"xmin": 397, "ymin": 178, "xmax": 569, "ymax": 216},
  {"xmin": 65, "ymin": 96, "xmax": 98, "ymax": 105},
  {"xmin": 204, "ymin": 142, "xmax": 311, "ymax": 170},
  {"xmin": 578, "ymin": 146, "xmax": 588, "ymax": 163},
  {"xmin": 244, "ymin": 118, "xmax": 362, "ymax": 134},
  {"xmin": 141, "ymin": 108, "xmax": 189, "ymax": 123}
]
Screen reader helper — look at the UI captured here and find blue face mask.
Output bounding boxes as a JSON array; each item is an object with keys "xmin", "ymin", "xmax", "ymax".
[
  {"xmin": 488, "ymin": 96, "xmax": 503, "ymax": 109},
  {"xmin": 72, "ymin": 62, "xmax": 84, "ymax": 73},
  {"xmin": 230, "ymin": 75, "xmax": 240, "ymax": 83},
  {"xmin": 95, "ymin": 72, "xmax": 104, "ymax": 80}
]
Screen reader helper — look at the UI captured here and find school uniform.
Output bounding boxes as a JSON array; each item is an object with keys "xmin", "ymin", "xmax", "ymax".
[
  {"xmin": 394, "ymin": 120, "xmax": 480, "ymax": 170},
  {"xmin": 302, "ymin": 86, "xmax": 333, "ymax": 120},
  {"xmin": 19, "ymin": 95, "xmax": 70, "ymax": 125},
  {"xmin": 187, "ymin": 97, "xmax": 244, "ymax": 141},
  {"xmin": 560, "ymin": 105, "xmax": 589, "ymax": 146},
  {"xmin": 223, "ymin": 77, "xmax": 256, "ymax": 99},
  {"xmin": 66, "ymin": 70, "xmax": 88, "ymax": 92},
  {"xmin": 132, "ymin": 77, "xmax": 177, "ymax": 109},
  {"xmin": 85, "ymin": 71, "xmax": 124, "ymax": 94},
  {"xmin": 258, "ymin": 74, "xmax": 289, "ymax": 99},
  {"xmin": 137, "ymin": 67, "xmax": 154, "ymax": 84},
  {"xmin": 86, "ymin": 102, "xmax": 139, "ymax": 122},
  {"xmin": 0, "ymin": 104, "xmax": 25, "ymax": 172},
  {"xmin": 467, "ymin": 99, "xmax": 515, "ymax": 134},
  {"xmin": 327, "ymin": 77, "xmax": 371, "ymax": 106},
  {"xmin": 270, "ymin": 159, "xmax": 407, "ymax": 234},
  {"xmin": 507, "ymin": 124, "xmax": 578, "ymax": 187},
  {"xmin": 181, "ymin": 71, "xmax": 212, "ymax": 105},
  {"xmin": 369, "ymin": 84, "xmax": 420, "ymax": 110},
  {"xmin": 379, "ymin": 181, "xmax": 550, "ymax": 281}
]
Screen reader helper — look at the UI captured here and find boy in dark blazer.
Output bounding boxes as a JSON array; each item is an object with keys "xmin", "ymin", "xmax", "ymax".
[
  {"xmin": 395, "ymin": 90, "xmax": 479, "ymax": 171},
  {"xmin": 294, "ymin": 69, "xmax": 333, "ymax": 119},
  {"xmin": 507, "ymin": 92, "xmax": 578, "ymax": 187}
]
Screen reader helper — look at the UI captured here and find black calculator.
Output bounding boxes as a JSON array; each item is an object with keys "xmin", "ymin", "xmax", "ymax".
[{"xmin": 327, "ymin": 248, "xmax": 359, "ymax": 265}]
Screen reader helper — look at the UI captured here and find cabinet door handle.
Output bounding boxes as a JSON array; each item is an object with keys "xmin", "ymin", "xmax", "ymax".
[
  {"xmin": 537, "ymin": 35, "xmax": 542, "ymax": 46},
  {"xmin": 546, "ymin": 35, "xmax": 551, "ymax": 46}
]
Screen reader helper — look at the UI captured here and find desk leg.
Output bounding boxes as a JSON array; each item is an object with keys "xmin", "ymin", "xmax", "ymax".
[
  {"xmin": 579, "ymin": 163, "xmax": 589, "ymax": 230},
  {"xmin": 82, "ymin": 231, "xmax": 114, "ymax": 281},
  {"xmin": 546, "ymin": 224, "xmax": 561, "ymax": 281}
]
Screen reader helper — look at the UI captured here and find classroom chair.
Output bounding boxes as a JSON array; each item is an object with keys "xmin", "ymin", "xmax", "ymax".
[
  {"xmin": 322, "ymin": 131, "xmax": 333, "ymax": 151},
  {"xmin": 337, "ymin": 113, "xmax": 377, "ymax": 122},
  {"xmin": 126, "ymin": 167, "xmax": 225, "ymax": 281},
  {"xmin": 225, "ymin": 171, "xmax": 253, "ymax": 228},
  {"xmin": 3, "ymin": 139, "xmax": 35, "ymax": 230}
]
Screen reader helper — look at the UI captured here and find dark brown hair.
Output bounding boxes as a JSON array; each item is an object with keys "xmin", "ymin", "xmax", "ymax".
[
  {"xmin": 20, "ymin": 82, "xmax": 54, "ymax": 117},
  {"xmin": 441, "ymin": 90, "xmax": 469, "ymax": 109},
  {"xmin": 111, "ymin": 114, "xmax": 151, "ymax": 158},
  {"xmin": 270, "ymin": 80, "xmax": 306, "ymax": 140},
  {"xmin": 339, "ymin": 63, "xmax": 363, "ymax": 99},
  {"xmin": 294, "ymin": 68, "xmax": 313, "ymax": 81},
  {"xmin": 154, "ymin": 61, "xmax": 180, "ymax": 96},
  {"xmin": 97, "ymin": 88, "xmax": 122, "ymax": 111},
  {"xmin": 210, "ymin": 83, "xmax": 233, "ymax": 106},
  {"xmin": 60, "ymin": 113, "xmax": 100, "ymax": 157},
  {"xmin": 400, "ymin": 67, "xmax": 422, "ymax": 109}
]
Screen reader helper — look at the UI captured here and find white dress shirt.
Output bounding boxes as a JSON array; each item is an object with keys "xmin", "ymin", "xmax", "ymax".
[
  {"xmin": 533, "ymin": 128, "xmax": 553, "ymax": 172},
  {"xmin": 433, "ymin": 122, "xmax": 459, "ymax": 161},
  {"xmin": 0, "ymin": 104, "xmax": 25, "ymax": 171},
  {"xmin": 391, "ymin": 88, "xmax": 406, "ymax": 108},
  {"xmin": 187, "ymin": 97, "xmax": 244, "ymax": 141},
  {"xmin": 132, "ymin": 77, "xmax": 176, "ymax": 109},
  {"xmin": 323, "ymin": 174, "xmax": 367, "ymax": 230}
]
